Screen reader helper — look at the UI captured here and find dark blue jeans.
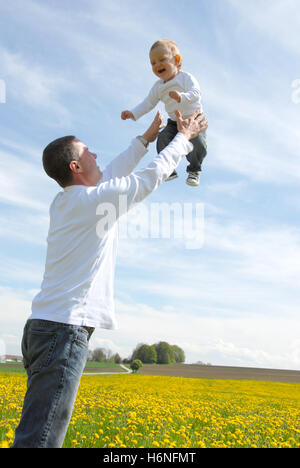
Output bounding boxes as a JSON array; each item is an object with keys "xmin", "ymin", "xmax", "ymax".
[
  {"xmin": 157, "ymin": 118, "xmax": 207, "ymax": 173},
  {"xmin": 12, "ymin": 319, "xmax": 94, "ymax": 448}
]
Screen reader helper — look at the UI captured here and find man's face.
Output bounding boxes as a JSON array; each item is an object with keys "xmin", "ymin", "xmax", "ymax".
[{"xmin": 72, "ymin": 139, "xmax": 102, "ymax": 185}]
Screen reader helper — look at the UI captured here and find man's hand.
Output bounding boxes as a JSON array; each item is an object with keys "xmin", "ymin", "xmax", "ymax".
[
  {"xmin": 175, "ymin": 109, "xmax": 208, "ymax": 140},
  {"xmin": 141, "ymin": 111, "xmax": 164, "ymax": 143},
  {"xmin": 121, "ymin": 110, "xmax": 134, "ymax": 120},
  {"xmin": 169, "ymin": 90, "xmax": 181, "ymax": 103}
]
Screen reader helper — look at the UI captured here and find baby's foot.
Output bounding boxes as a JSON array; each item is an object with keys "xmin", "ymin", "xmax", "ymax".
[
  {"xmin": 186, "ymin": 171, "xmax": 200, "ymax": 186},
  {"xmin": 165, "ymin": 170, "xmax": 178, "ymax": 182}
]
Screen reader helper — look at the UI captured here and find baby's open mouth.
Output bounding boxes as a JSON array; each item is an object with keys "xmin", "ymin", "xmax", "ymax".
[{"xmin": 158, "ymin": 68, "xmax": 166, "ymax": 74}]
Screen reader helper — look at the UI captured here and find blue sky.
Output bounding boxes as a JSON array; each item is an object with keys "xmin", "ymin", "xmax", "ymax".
[{"xmin": 0, "ymin": 0, "xmax": 300, "ymax": 369}]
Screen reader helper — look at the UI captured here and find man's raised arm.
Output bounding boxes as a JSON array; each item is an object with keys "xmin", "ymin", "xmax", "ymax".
[
  {"xmin": 91, "ymin": 110, "xmax": 208, "ymax": 215},
  {"xmin": 100, "ymin": 112, "xmax": 163, "ymax": 181}
]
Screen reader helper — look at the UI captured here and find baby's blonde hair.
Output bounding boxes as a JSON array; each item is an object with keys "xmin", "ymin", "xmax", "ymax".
[{"xmin": 150, "ymin": 39, "xmax": 182, "ymax": 69}]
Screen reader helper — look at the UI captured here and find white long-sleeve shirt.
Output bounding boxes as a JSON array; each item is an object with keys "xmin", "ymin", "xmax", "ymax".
[
  {"xmin": 30, "ymin": 133, "xmax": 193, "ymax": 329},
  {"xmin": 131, "ymin": 71, "xmax": 203, "ymax": 122}
]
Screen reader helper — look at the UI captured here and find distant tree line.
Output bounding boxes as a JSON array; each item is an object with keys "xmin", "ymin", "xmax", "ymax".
[
  {"xmin": 87, "ymin": 348, "xmax": 122, "ymax": 364},
  {"xmin": 128, "ymin": 342, "xmax": 185, "ymax": 365},
  {"xmin": 88, "ymin": 342, "xmax": 185, "ymax": 365}
]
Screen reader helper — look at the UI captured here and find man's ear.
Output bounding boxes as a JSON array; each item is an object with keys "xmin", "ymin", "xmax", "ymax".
[{"xmin": 69, "ymin": 160, "xmax": 82, "ymax": 174}]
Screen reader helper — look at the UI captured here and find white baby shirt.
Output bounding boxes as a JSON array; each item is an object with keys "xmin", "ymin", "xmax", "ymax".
[{"xmin": 131, "ymin": 71, "xmax": 203, "ymax": 122}]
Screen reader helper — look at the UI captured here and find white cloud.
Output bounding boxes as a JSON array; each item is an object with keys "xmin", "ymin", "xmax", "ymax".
[
  {"xmin": 1, "ymin": 288, "xmax": 298, "ymax": 369},
  {"xmin": 197, "ymin": 80, "xmax": 300, "ymax": 185},
  {"xmin": 0, "ymin": 45, "xmax": 72, "ymax": 125},
  {"xmin": 206, "ymin": 181, "xmax": 247, "ymax": 197},
  {"xmin": 92, "ymin": 298, "xmax": 300, "ymax": 369},
  {"xmin": 0, "ymin": 210, "xmax": 48, "ymax": 245},
  {"xmin": 207, "ymin": 118, "xmax": 300, "ymax": 185},
  {"xmin": 0, "ymin": 257, "xmax": 43, "ymax": 285},
  {"xmin": 89, "ymin": 337, "xmax": 124, "ymax": 357},
  {"xmin": 0, "ymin": 136, "xmax": 41, "ymax": 162},
  {"xmin": 193, "ymin": 337, "xmax": 300, "ymax": 370},
  {"xmin": 0, "ymin": 287, "xmax": 32, "ymax": 324},
  {"xmin": 228, "ymin": 0, "xmax": 300, "ymax": 56},
  {"xmin": 117, "ymin": 210, "xmax": 300, "ymax": 291},
  {"xmin": 0, "ymin": 334, "xmax": 20, "ymax": 347},
  {"xmin": 205, "ymin": 219, "xmax": 300, "ymax": 288},
  {"xmin": 0, "ymin": 147, "xmax": 56, "ymax": 212}
]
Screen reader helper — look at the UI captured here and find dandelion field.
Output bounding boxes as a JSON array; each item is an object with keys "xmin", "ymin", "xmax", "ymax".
[{"xmin": 0, "ymin": 372, "xmax": 299, "ymax": 448}]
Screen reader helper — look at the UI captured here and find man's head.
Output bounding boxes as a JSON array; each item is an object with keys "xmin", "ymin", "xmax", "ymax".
[
  {"xmin": 149, "ymin": 39, "xmax": 182, "ymax": 82},
  {"xmin": 43, "ymin": 136, "xmax": 102, "ymax": 187}
]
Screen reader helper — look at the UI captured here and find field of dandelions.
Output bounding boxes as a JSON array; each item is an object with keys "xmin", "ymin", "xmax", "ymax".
[{"xmin": 1, "ymin": 373, "xmax": 299, "ymax": 448}]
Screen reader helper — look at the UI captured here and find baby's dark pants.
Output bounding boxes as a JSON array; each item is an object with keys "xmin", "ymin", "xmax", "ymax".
[{"xmin": 156, "ymin": 118, "xmax": 207, "ymax": 172}]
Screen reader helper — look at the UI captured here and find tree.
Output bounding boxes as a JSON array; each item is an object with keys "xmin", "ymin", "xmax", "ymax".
[
  {"xmin": 155, "ymin": 341, "xmax": 175, "ymax": 364},
  {"xmin": 131, "ymin": 343, "xmax": 146, "ymax": 362},
  {"xmin": 105, "ymin": 349, "xmax": 114, "ymax": 363},
  {"xmin": 130, "ymin": 359, "xmax": 143, "ymax": 373},
  {"xmin": 148, "ymin": 345, "xmax": 157, "ymax": 363},
  {"xmin": 114, "ymin": 353, "xmax": 122, "ymax": 364},
  {"xmin": 92, "ymin": 348, "xmax": 106, "ymax": 362},
  {"xmin": 129, "ymin": 342, "xmax": 186, "ymax": 365},
  {"xmin": 133, "ymin": 344, "xmax": 157, "ymax": 363},
  {"xmin": 172, "ymin": 345, "xmax": 185, "ymax": 363}
]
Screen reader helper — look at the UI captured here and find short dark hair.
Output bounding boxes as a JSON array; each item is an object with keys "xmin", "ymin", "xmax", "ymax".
[{"xmin": 42, "ymin": 136, "xmax": 78, "ymax": 187}]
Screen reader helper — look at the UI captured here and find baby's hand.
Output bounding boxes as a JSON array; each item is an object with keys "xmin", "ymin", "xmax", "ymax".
[
  {"xmin": 121, "ymin": 110, "xmax": 134, "ymax": 120},
  {"xmin": 169, "ymin": 91, "xmax": 181, "ymax": 103}
]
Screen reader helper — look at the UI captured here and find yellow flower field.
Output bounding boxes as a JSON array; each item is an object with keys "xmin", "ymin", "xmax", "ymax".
[{"xmin": 0, "ymin": 373, "xmax": 299, "ymax": 448}]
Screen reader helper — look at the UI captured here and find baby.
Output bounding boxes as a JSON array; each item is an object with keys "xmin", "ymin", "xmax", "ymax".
[{"xmin": 121, "ymin": 39, "xmax": 207, "ymax": 186}]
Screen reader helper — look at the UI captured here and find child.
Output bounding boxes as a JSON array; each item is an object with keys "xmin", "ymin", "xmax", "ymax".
[{"xmin": 121, "ymin": 39, "xmax": 207, "ymax": 186}]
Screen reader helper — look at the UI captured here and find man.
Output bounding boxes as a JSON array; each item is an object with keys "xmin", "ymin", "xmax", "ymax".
[{"xmin": 12, "ymin": 109, "xmax": 208, "ymax": 448}]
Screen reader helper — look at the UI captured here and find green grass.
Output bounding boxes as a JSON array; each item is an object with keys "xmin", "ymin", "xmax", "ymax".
[
  {"xmin": 85, "ymin": 361, "xmax": 122, "ymax": 369},
  {"xmin": 0, "ymin": 362, "xmax": 25, "ymax": 373},
  {"xmin": 0, "ymin": 361, "xmax": 124, "ymax": 374}
]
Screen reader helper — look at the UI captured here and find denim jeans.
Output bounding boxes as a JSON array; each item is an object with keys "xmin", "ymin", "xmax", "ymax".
[
  {"xmin": 157, "ymin": 118, "xmax": 207, "ymax": 172},
  {"xmin": 12, "ymin": 319, "xmax": 94, "ymax": 448}
]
